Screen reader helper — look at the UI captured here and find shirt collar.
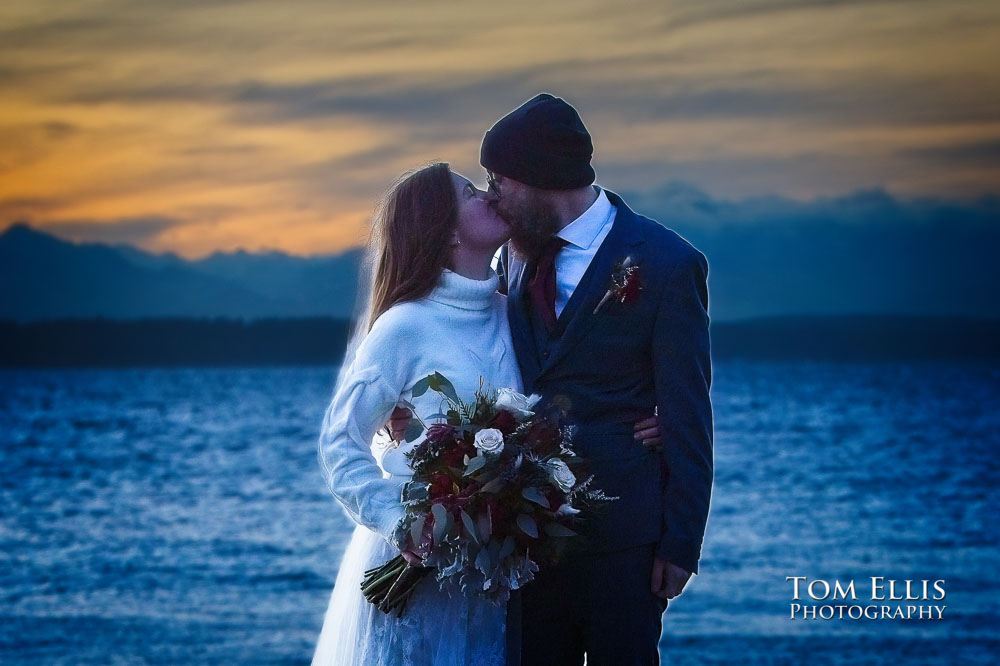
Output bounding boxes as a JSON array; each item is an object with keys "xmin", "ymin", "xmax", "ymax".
[{"xmin": 556, "ymin": 187, "xmax": 614, "ymax": 250}]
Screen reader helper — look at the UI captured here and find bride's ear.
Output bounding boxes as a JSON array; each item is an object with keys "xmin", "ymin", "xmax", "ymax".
[{"xmin": 450, "ymin": 232, "xmax": 461, "ymax": 247}]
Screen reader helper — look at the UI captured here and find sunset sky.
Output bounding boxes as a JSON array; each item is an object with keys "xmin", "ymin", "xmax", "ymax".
[{"xmin": 1, "ymin": 0, "xmax": 998, "ymax": 258}]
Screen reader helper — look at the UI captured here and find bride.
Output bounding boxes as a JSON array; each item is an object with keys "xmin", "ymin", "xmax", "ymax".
[
  {"xmin": 312, "ymin": 162, "xmax": 519, "ymax": 665},
  {"xmin": 311, "ymin": 162, "xmax": 659, "ymax": 665}
]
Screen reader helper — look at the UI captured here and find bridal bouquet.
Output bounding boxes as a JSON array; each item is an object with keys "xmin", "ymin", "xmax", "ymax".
[{"xmin": 361, "ymin": 372, "xmax": 614, "ymax": 616}]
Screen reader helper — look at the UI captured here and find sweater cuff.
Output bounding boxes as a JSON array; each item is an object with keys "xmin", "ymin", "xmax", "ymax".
[{"xmin": 377, "ymin": 503, "xmax": 408, "ymax": 550}]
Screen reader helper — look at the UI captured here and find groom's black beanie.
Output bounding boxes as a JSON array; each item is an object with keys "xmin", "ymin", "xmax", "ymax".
[{"xmin": 480, "ymin": 93, "xmax": 595, "ymax": 190}]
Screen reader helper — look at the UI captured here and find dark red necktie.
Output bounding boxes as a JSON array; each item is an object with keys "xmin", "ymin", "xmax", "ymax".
[{"xmin": 528, "ymin": 237, "xmax": 567, "ymax": 334}]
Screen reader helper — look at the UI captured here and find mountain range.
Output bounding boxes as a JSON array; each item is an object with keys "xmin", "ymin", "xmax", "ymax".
[
  {"xmin": 2, "ymin": 182, "xmax": 999, "ymax": 323},
  {"xmin": 0, "ymin": 224, "xmax": 362, "ymax": 321}
]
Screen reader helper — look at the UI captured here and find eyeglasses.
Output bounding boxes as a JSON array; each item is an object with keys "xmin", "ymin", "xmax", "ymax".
[{"xmin": 486, "ymin": 170, "xmax": 501, "ymax": 198}]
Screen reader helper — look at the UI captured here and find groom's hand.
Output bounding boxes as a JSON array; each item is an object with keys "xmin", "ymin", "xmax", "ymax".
[
  {"xmin": 388, "ymin": 406, "xmax": 413, "ymax": 442},
  {"xmin": 651, "ymin": 557, "xmax": 691, "ymax": 601},
  {"xmin": 633, "ymin": 410, "xmax": 662, "ymax": 451}
]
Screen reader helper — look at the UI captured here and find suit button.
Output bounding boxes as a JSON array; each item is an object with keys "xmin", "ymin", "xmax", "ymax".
[{"xmin": 542, "ymin": 350, "xmax": 550, "ymax": 360}]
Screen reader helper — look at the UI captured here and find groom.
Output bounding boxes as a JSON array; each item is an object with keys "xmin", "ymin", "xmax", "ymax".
[{"xmin": 483, "ymin": 94, "xmax": 713, "ymax": 665}]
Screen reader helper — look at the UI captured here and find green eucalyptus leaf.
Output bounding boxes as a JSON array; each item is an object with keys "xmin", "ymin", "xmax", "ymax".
[
  {"xmin": 460, "ymin": 510, "xmax": 479, "ymax": 544},
  {"xmin": 499, "ymin": 535, "xmax": 515, "ymax": 559},
  {"xmin": 464, "ymin": 454, "xmax": 487, "ymax": 476},
  {"xmin": 477, "ymin": 509, "xmax": 492, "ymax": 543},
  {"xmin": 409, "ymin": 514, "xmax": 426, "ymax": 546},
  {"xmin": 480, "ymin": 477, "xmax": 505, "ymax": 493},
  {"xmin": 516, "ymin": 513, "xmax": 538, "ymax": 539},
  {"xmin": 431, "ymin": 504, "xmax": 448, "ymax": 544},
  {"xmin": 411, "ymin": 376, "xmax": 431, "ymax": 398},
  {"xmin": 443, "ymin": 507, "xmax": 454, "ymax": 536},
  {"xmin": 433, "ymin": 373, "xmax": 460, "ymax": 405},
  {"xmin": 521, "ymin": 487, "xmax": 550, "ymax": 508},
  {"xmin": 403, "ymin": 420, "xmax": 424, "ymax": 443},
  {"xmin": 475, "ymin": 544, "xmax": 491, "ymax": 573}
]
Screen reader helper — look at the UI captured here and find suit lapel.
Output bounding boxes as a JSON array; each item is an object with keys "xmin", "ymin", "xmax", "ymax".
[{"xmin": 538, "ymin": 191, "xmax": 646, "ymax": 377}]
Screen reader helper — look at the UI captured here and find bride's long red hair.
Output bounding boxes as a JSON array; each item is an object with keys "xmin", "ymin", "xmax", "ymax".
[{"xmin": 366, "ymin": 162, "xmax": 457, "ymax": 330}]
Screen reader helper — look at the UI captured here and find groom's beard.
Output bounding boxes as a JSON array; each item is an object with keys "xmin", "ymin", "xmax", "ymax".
[{"xmin": 497, "ymin": 194, "xmax": 561, "ymax": 263}]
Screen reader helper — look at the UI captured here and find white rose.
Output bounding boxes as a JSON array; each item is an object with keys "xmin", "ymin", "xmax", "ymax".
[
  {"xmin": 495, "ymin": 388, "xmax": 541, "ymax": 420},
  {"xmin": 474, "ymin": 428, "xmax": 505, "ymax": 454},
  {"xmin": 546, "ymin": 458, "xmax": 576, "ymax": 492}
]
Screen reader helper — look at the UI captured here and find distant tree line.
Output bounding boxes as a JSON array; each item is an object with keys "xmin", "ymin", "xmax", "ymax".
[
  {"xmin": 0, "ymin": 317, "xmax": 353, "ymax": 367},
  {"xmin": 709, "ymin": 316, "xmax": 1000, "ymax": 361},
  {"xmin": 0, "ymin": 316, "xmax": 998, "ymax": 367}
]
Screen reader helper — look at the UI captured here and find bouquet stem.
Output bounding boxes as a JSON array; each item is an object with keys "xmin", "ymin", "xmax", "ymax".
[{"xmin": 360, "ymin": 555, "xmax": 431, "ymax": 617}]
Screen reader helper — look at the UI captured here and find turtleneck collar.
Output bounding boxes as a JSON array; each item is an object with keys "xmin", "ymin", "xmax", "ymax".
[{"xmin": 426, "ymin": 269, "xmax": 499, "ymax": 310}]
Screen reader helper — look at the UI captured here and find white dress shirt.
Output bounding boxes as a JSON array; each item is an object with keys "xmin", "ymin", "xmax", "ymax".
[{"xmin": 553, "ymin": 187, "xmax": 617, "ymax": 317}]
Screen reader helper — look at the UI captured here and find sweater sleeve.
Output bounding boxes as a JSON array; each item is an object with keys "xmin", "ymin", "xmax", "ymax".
[{"xmin": 316, "ymin": 316, "xmax": 414, "ymax": 547}]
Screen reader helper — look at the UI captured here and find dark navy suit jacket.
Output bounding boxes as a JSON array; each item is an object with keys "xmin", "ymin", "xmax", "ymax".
[{"xmin": 497, "ymin": 189, "xmax": 713, "ymax": 574}]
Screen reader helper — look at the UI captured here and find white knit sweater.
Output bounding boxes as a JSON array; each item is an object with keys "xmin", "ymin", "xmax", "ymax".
[{"xmin": 317, "ymin": 269, "xmax": 523, "ymax": 546}]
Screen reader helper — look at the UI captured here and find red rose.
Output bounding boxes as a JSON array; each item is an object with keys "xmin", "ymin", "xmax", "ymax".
[
  {"xmin": 526, "ymin": 419, "xmax": 561, "ymax": 456},
  {"xmin": 428, "ymin": 472, "xmax": 453, "ymax": 499},
  {"xmin": 620, "ymin": 271, "xmax": 641, "ymax": 304},
  {"xmin": 490, "ymin": 409, "xmax": 518, "ymax": 435},
  {"xmin": 426, "ymin": 424, "xmax": 456, "ymax": 444},
  {"xmin": 441, "ymin": 443, "xmax": 467, "ymax": 467}
]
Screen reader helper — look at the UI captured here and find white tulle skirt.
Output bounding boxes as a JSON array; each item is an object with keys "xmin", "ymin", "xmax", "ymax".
[{"xmin": 312, "ymin": 523, "xmax": 507, "ymax": 666}]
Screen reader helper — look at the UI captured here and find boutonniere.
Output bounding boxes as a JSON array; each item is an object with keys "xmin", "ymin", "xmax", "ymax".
[{"xmin": 593, "ymin": 256, "xmax": 642, "ymax": 314}]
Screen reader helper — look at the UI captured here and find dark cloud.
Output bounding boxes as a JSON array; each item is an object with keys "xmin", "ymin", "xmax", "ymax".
[
  {"xmin": 226, "ymin": 73, "xmax": 539, "ymax": 127},
  {"xmin": 42, "ymin": 216, "xmax": 182, "ymax": 245},
  {"xmin": 658, "ymin": 0, "xmax": 931, "ymax": 32},
  {"xmin": 901, "ymin": 140, "xmax": 1000, "ymax": 168},
  {"xmin": 539, "ymin": 68, "xmax": 1000, "ymax": 128},
  {"xmin": 0, "ymin": 197, "xmax": 67, "ymax": 221},
  {"xmin": 173, "ymin": 144, "xmax": 265, "ymax": 157},
  {"xmin": 0, "ymin": 16, "xmax": 116, "ymax": 49},
  {"xmin": 52, "ymin": 72, "xmax": 536, "ymax": 137},
  {"xmin": 61, "ymin": 81, "xmax": 225, "ymax": 105},
  {"xmin": 650, "ymin": 80, "xmax": 996, "ymax": 126},
  {"xmin": 0, "ymin": 61, "xmax": 85, "ymax": 85},
  {"xmin": 42, "ymin": 121, "xmax": 77, "ymax": 139},
  {"xmin": 86, "ymin": 64, "xmax": 989, "ymax": 139},
  {"xmin": 600, "ymin": 152, "xmax": 894, "ymax": 202}
]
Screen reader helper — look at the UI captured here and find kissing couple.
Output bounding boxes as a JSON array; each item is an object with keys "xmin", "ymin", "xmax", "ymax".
[{"xmin": 313, "ymin": 93, "xmax": 713, "ymax": 665}]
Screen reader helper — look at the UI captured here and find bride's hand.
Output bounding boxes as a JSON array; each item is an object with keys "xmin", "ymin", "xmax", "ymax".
[{"xmin": 633, "ymin": 408, "xmax": 662, "ymax": 451}]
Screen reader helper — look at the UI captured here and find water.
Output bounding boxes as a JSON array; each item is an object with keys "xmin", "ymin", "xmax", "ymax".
[{"xmin": 1, "ymin": 362, "xmax": 998, "ymax": 664}]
